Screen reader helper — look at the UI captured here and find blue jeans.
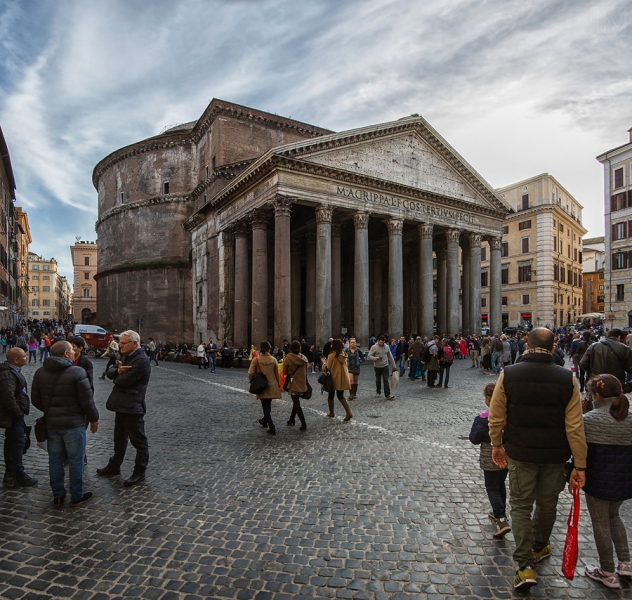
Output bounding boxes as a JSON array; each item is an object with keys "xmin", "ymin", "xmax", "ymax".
[
  {"xmin": 491, "ymin": 351, "xmax": 503, "ymax": 374},
  {"xmin": 484, "ymin": 468, "xmax": 508, "ymax": 519},
  {"xmin": 47, "ymin": 426, "xmax": 86, "ymax": 502},
  {"xmin": 397, "ymin": 355, "xmax": 407, "ymax": 376},
  {"xmin": 374, "ymin": 366, "xmax": 391, "ymax": 396},
  {"xmin": 408, "ymin": 357, "xmax": 419, "ymax": 379},
  {"xmin": 4, "ymin": 415, "xmax": 26, "ymax": 478},
  {"xmin": 208, "ymin": 354, "xmax": 216, "ymax": 372}
]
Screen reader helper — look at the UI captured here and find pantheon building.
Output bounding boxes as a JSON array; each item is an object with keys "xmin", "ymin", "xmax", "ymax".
[{"xmin": 94, "ymin": 99, "xmax": 511, "ymax": 347}]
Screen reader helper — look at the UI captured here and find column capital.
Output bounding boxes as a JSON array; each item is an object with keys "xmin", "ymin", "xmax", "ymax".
[
  {"xmin": 352, "ymin": 211, "xmax": 370, "ymax": 230},
  {"xmin": 331, "ymin": 222, "xmax": 342, "ymax": 237},
  {"xmin": 250, "ymin": 210, "xmax": 268, "ymax": 230},
  {"xmin": 445, "ymin": 228, "xmax": 461, "ymax": 244},
  {"xmin": 469, "ymin": 232, "xmax": 483, "ymax": 246},
  {"xmin": 315, "ymin": 205, "xmax": 333, "ymax": 224},
  {"xmin": 305, "ymin": 232, "xmax": 316, "ymax": 245},
  {"xmin": 221, "ymin": 228, "xmax": 235, "ymax": 247},
  {"xmin": 489, "ymin": 236, "xmax": 503, "ymax": 251},
  {"xmin": 233, "ymin": 221, "xmax": 250, "ymax": 238},
  {"xmin": 273, "ymin": 195, "xmax": 293, "ymax": 218},
  {"xmin": 418, "ymin": 222, "xmax": 434, "ymax": 239},
  {"xmin": 386, "ymin": 218, "xmax": 404, "ymax": 236}
]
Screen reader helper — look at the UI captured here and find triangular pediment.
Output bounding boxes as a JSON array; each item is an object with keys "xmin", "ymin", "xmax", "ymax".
[{"xmin": 275, "ymin": 119, "xmax": 511, "ymax": 213}]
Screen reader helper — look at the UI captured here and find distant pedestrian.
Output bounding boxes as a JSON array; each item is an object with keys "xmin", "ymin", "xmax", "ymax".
[
  {"xmin": 27, "ymin": 336, "xmax": 38, "ymax": 362},
  {"xmin": 97, "ymin": 330, "xmax": 151, "ymax": 486},
  {"xmin": 283, "ymin": 340, "xmax": 308, "ymax": 431},
  {"xmin": 324, "ymin": 339, "xmax": 353, "ymax": 420},
  {"xmin": 248, "ymin": 341, "xmax": 281, "ymax": 435},
  {"xmin": 424, "ymin": 336, "xmax": 440, "ymax": 388},
  {"xmin": 99, "ymin": 337, "xmax": 119, "ymax": 379},
  {"xmin": 437, "ymin": 338, "xmax": 453, "ymax": 388},
  {"xmin": 490, "ymin": 334, "xmax": 503, "ymax": 375},
  {"xmin": 32, "ymin": 341, "xmax": 99, "ymax": 506},
  {"xmin": 0, "ymin": 348, "xmax": 38, "ymax": 488},
  {"xmin": 367, "ymin": 335, "xmax": 396, "ymax": 399},
  {"xmin": 197, "ymin": 342, "xmax": 208, "ymax": 369},
  {"xmin": 408, "ymin": 336, "xmax": 423, "ymax": 381},
  {"xmin": 346, "ymin": 337, "xmax": 365, "ymax": 400},
  {"xmin": 206, "ymin": 338, "xmax": 218, "ymax": 372},
  {"xmin": 469, "ymin": 382, "xmax": 510, "ymax": 538},
  {"xmin": 146, "ymin": 338, "xmax": 159, "ymax": 366}
]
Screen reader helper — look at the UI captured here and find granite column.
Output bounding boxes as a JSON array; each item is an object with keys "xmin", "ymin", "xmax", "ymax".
[
  {"xmin": 353, "ymin": 212, "xmax": 370, "ymax": 347},
  {"xmin": 418, "ymin": 223, "xmax": 434, "ymax": 339},
  {"xmin": 315, "ymin": 206, "xmax": 333, "ymax": 348},
  {"xmin": 251, "ymin": 211, "xmax": 268, "ymax": 345},
  {"xmin": 462, "ymin": 241, "xmax": 471, "ymax": 335},
  {"xmin": 305, "ymin": 232, "xmax": 316, "ymax": 344},
  {"xmin": 387, "ymin": 218, "xmax": 404, "ymax": 337},
  {"xmin": 233, "ymin": 223, "xmax": 250, "ymax": 348},
  {"xmin": 331, "ymin": 222, "xmax": 342, "ymax": 338},
  {"xmin": 273, "ymin": 196, "xmax": 292, "ymax": 346},
  {"xmin": 436, "ymin": 247, "xmax": 447, "ymax": 336},
  {"xmin": 489, "ymin": 236, "xmax": 502, "ymax": 335},
  {"xmin": 469, "ymin": 233, "xmax": 482, "ymax": 337}
]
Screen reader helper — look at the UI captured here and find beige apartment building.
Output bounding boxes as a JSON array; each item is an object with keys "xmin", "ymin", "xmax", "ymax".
[
  {"xmin": 27, "ymin": 252, "xmax": 69, "ymax": 321},
  {"xmin": 478, "ymin": 174, "xmax": 586, "ymax": 329},
  {"xmin": 597, "ymin": 128, "xmax": 632, "ymax": 328},
  {"xmin": 582, "ymin": 236, "xmax": 605, "ymax": 314},
  {"xmin": 71, "ymin": 240, "xmax": 97, "ymax": 323}
]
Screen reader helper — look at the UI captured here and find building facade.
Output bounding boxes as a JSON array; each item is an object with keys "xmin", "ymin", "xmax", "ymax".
[
  {"xmin": 597, "ymin": 128, "xmax": 632, "ymax": 328},
  {"xmin": 27, "ymin": 252, "xmax": 67, "ymax": 321},
  {"xmin": 15, "ymin": 207, "xmax": 31, "ymax": 320},
  {"xmin": 480, "ymin": 174, "xmax": 587, "ymax": 329},
  {"xmin": 95, "ymin": 100, "xmax": 511, "ymax": 345},
  {"xmin": 71, "ymin": 240, "xmax": 97, "ymax": 323},
  {"xmin": 582, "ymin": 236, "xmax": 605, "ymax": 314}
]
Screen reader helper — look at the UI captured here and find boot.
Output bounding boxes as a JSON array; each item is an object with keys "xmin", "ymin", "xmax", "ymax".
[
  {"xmin": 352, "ymin": 383, "xmax": 358, "ymax": 399},
  {"xmin": 339, "ymin": 398, "xmax": 353, "ymax": 422},
  {"xmin": 327, "ymin": 398, "xmax": 335, "ymax": 418}
]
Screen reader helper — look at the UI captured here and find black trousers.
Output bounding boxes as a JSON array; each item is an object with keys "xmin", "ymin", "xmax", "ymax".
[
  {"xmin": 109, "ymin": 413, "xmax": 149, "ymax": 474},
  {"xmin": 289, "ymin": 394, "xmax": 306, "ymax": 427}
]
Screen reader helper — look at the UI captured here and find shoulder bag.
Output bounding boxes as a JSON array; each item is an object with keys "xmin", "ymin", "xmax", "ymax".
[{"xmin": 248, "ymin": 358, "xmax": 269, "ymax": 395}]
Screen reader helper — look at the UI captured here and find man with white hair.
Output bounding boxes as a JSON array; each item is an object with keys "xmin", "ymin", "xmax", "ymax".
[{"xmin": 97, "ymin": 330, "xmax": 151, "ymax": 486}]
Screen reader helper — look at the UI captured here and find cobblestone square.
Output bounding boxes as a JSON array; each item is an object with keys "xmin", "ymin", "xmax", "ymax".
[{"xmin": 1, "ymin": 357, "xmax": 629, "ymax": 599}]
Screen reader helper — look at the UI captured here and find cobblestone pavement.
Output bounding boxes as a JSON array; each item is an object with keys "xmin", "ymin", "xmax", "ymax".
[{"xmin": 1, "ymin": 356, "xmax": 630, "ymax": 599}]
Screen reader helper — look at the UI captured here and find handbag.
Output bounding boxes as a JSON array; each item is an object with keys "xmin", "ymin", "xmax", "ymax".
[
  {"xmin": 318, "ymin": 371, "xmax": 334, "ymax": 393},
  {"xmin": 248, "ymin": 359, "xmax": 269, "ymax": 395},
  {"xmin": 391, "ymin": 370, "xmax": 400, "ymax": 389},
  {"xmin": 302, "ymin": 380, "xmax": 313, "ymax": 400},
  {"xmin": 561, "ymin": 486, "xmax": 580, "ymax": 579}
]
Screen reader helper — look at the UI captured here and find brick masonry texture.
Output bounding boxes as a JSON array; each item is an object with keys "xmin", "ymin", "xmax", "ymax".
[{"xmin": 0, "ymin": 357, "xmax": 627, "ymax": 599}]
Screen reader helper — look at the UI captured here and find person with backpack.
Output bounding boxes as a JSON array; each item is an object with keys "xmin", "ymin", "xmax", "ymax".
[
  {"xmin": 424, "ymin": 335, "xmax": 440, "ymax": 388},
  {"xmin": 437, "ymin": 338, "xmax": 454, "ymax": 389}
]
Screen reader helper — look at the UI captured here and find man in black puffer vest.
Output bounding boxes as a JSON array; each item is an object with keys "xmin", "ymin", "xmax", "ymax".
[
  {"xmin": 488, "ymin": 328, "xmax": 587, "ymax": 590},
  {"xmin": 32, "ymin": 341, "xmax": 99, "ymax": 506}
]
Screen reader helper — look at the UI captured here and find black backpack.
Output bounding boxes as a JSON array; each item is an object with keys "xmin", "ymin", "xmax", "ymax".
[{"xmin": 422, "ymin": 344, "xmax": 432, "ymax": 363}]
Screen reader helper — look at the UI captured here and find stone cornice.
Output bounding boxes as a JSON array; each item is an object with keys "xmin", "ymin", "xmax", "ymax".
[
  {"xmin": 96, "ymin": 195, "xmax": 193, "ymax": 229},
  {"xmin": 94, "ymin": 259, "xmax": 190, "ymax": 281},
  {"xmin": 190, "ymin": 160, "xmax": 256, "ymax": 201}
]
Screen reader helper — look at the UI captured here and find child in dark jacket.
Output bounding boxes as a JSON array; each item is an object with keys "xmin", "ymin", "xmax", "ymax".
[{"xmin": 469, "ymin": 382, "xmax": 511, "ymax": 538}]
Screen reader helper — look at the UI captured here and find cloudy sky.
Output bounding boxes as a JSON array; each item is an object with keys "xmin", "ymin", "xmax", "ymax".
[{"xmin": 1, "ymin": 0, "xmax": 630, "ymax": 282}]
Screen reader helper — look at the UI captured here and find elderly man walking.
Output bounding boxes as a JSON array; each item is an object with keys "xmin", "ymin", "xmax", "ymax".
[
  {"xmin": 0, "ymin": 348, "xmax": 38, "ymax": 487},
  {"xmin": 97, "ymin": 330, "xmax": 151, "ymax": 486},
  {"xmin": 489, "ymin": 328, "xmax": 587, "ymax": 590},
  {"xmin": 32, "ymin": 341, "xmax": 99, "ymax": 505}
]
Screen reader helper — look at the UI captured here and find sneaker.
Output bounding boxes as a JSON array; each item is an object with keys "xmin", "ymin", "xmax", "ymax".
[
  {"xmin": 15, "ymin": 475, "xmax": 38, "ymax": 487},
  {"xmin": 616, "ymin": 561, "xmax": 632, "ymax": 577},
  {"xmin": 493, "ymin": 518, "xmax": 511, "ymax": 538},
  {"xmin": 585, "ymin": 565, "xmax": 620, "ymax": 589},
  {"xmin": 513, "ymin": 566, "xmax": 537, "ymax": 589},
  {"xmin": 3, "ymin": 473, "xmax": 16, "ymax": 488},
  {"xmin": 385, "ymin": 395, "xmax": 394, "ymax": 400},
  {"xmin": 70, "ymin": 492, "xmax": 93, "ymax": 507},
  {"xmin": 375, "ymin": 393, "xmax": 381, "ymax": 398},
  {"xmin": 532, "ymin": 543, "xmax": 552, "ymax": 563}
]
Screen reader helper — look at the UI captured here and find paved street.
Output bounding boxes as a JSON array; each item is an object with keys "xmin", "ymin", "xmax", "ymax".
[{"xmin": 1, "ymin": 356, "xmax": 630, "ymax": 599}]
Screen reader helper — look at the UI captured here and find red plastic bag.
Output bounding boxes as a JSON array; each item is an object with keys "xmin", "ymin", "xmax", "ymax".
[{"xmin": 562, "ymin": 487, "xmax": 580, "ymax": 579}]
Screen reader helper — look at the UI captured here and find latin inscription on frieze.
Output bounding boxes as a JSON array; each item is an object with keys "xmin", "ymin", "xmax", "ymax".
[{"xmin": 336, "ymin": 186, "xmax": 475, "ymax": 225}]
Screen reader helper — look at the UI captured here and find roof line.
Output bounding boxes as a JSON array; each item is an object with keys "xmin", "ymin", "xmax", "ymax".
[{"xmin": 0, "ymin": 126, "xmax": 16, "ymax": 199}]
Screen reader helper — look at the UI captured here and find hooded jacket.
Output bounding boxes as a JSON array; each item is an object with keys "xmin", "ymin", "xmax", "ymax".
[
  {"xmin": 579, "ymin": 337, "xmax": 632, "ymax": 385},
  {"xmin": 0, "ymin": 362, "xmax": 29, "ymax": 428},
  {"xmin": 282, "ymin": 352, "xmax": 308, "ymax": 393},
  {"xmin": 31, "ymin": 357, "xmax": 98, "ymax": 429}
]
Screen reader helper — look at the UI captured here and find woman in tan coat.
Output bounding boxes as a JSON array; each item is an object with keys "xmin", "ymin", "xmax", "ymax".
[
  {"xmin": 283, "ymin": 340, "xmax": 308, "ymax": 431},
  {"xmin": 248, "ymin": 341, "xmax": 282, "ymax": 435},
  {"xmin": 324, "ymin": 339, "xmax": 353, "ymax": 421}
]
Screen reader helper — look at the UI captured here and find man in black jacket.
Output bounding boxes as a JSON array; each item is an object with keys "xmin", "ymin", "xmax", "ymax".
[
  {"xmin": 489, "ymin": 328, "xmax": 587, "ymax": 590},
  {"xmin": 32, "ymin": 341, "xmax": 99, "ymax": 505},
  {"xmin": 97, "ymin": 330, "xmax": 151, "ymax": 486},
  {"xmin": 579, "ymin": 328, "xmax": 632, "ymax": 387},
  {"xmin": 0, "ymin": 348, "xmax": 37, "ymax": 487}
]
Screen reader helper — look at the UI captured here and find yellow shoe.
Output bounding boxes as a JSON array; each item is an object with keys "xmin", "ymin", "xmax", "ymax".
[
  {"xmin": 513, "ymin": 566, "xmax": 537, "ymax": 589},
  {"xmin": 532, "ymin": 543, "xmax": 552, "ymax": 562}
]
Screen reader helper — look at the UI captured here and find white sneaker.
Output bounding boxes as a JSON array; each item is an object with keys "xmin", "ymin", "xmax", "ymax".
[
  {"xmin": 616, "ymin": 561, "xmax": 632, "ymax": 577},
  {"xmin": 375, "ymin": 393, "xmax": 381, "ymax": 398},
  {"xmin": 585, "ymin": 565, "xmax": 620, "ymax": 589}
]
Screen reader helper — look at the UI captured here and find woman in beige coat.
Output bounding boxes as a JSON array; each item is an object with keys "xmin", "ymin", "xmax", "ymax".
[
  {"xmin": 324, "ymin": 339, "xmax": 353, "ymax": 421},
  {"xmin": 248, "ymin": 340, "xmax": 281, "ymax": 435},
  {"xmin": 283, "ymin": 340, "xmax": 308, "ymax": 431}
]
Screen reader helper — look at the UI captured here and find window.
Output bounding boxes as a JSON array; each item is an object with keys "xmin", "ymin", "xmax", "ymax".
[
  {"xmin": 614, "ymin": 167, "xmax": 624, "ymax": 189},
  {"xmin": 617, "ymin": 284, "xmax": 625, "ymax": 301},
  {"xmin": 481, "ymin": 298, "xmax": 487, "ymax": 308},
  {"xmin": 32, "ymin": 265, "xmax": 38, "ymax": 270},
  {"xmin": 43, "ymin": 265, "xmax": 49, "ymax": 270},
  {"xmin": 84, "ymin": 272, "xmax": 89, "ymax": 280},
  {"xmin": 502, "ymin": 225, "xmax": 509, "ymax": 235},
  {"xmin": 561, "ymin": 266, "xmax": 566, "ymax": 281},
  {"xmin": 31, "ymin": 299, "xmax": 38, "ymax": 307},
  {"xmin": 163, "ymin": 182, "xmax": 170, "ymax": 195},
  {"xmin": 522, "ymin": 294, "xmax": 530, "ymax": 305},
  {"xmin": 198, "ymin": 288, "xmax": 203, "ymax": 306},
  {"xmin": 560, "ymin": 223, "xmax": 564, "ymax": 233},
  {"xmin": 599, "ymin": 284, "xmax": 604, "ymax": 291},
  {"xmin": 501, "ymin": 296, "xmax": 508, "ymax": 306},
  {"xmin": 567, "ymin": 244, "xmax": 571, "ymax": 258},
  {"xmin": 83, "ymin": 289, "xmax": 90, "ymax": 298},
  {"xmin": 42, "ymin": 286, "xmax": 50, "ymax": 292},
  {"xmin": 573, "ymin": 271, "xmax": 578, "ymax": 287},
  {"xmin": 501, "ymin": 242, "xmax": 508, "ymax": 257},
  {"xmin": 553, "ymin": 219, "xmax": 557, "ymax": 228},
  {"xmin": 518, "ymin": 220, "xmax": 532, "ymax": 231},
  {"xmin": 481, "ymin": 247, "xmax": 487, "ymax": 261},
  {"xmin": 521, "ymin": 238, "xmax": 530, "ymax": 253},
  {"xmin": 560, "ymin": 239, "xmax": 564, "ymax": 253},
  {"xmin": 32, "ymin": 311, "xmax": 39, "ymax": 316},
  {"xmin": 521, "ymin": 194, "xmax": 529, "ymax": 210},
  {"xmin": 501, "ymin": 268, "xmax": 509, "ymax": 284},
  {"xmin": 597, "ymin": 295, "xmax": 605, "ymax": 303},
  {"xmin": 42, "ymin": 275, "xmax": 49, "ymax": 281},
  {"xmin": 518, "ymin": 265, "xmax": 531, "ymax": 282},
  {"xmin": 574, "ymin": 248, "xmax": 578, "ymax": 262},
  {"xmin": 43, "ymin": 311, "xmax": 50, "ymax": 316},
  {"xmin": 559, "ymin": 294, "xmax": 564, "ymax": 304},
  {"xmin": 554, "ymin": 236, "xmax": 557, "ymax": 251},
  {"xmin": 31, "ymin": 286, "xmax": 38, "ymax": 292},
  {"xmin": 120, "ymin": 192, "xmax": 124, "ymax": 204},
  {"xmin": 599, "ymin": 272, "xmax": 605, "ymax": 280},
  {"xmin": 567, "ymin": 269, "xmax": 572, "ymax": 284},
  {"xmin": 42, "ymin": 300, "xmax": 50, "ymax": 306},
  {"xmin": 31, "ymin": 275, "xmax": 38, "ymax": 280},
  {"xmin": 84, "ymin": 256, "xmax": 90, "ymax": 266},
  {"xmin": 212, "ymin": 156, "xmax": 216, "ymax": 170},
  {"xmin": 614, "ymin": 222, "xmax": 628, "ymax": 240},
  {"xmin": 433, "ymin": 279, "xmax": 437, "ymax": 292},
  {"xmin": 554, "ymin": 263, "xmax": 559, "ymax": 281},
  {"xmin": 613, "ymin": 252, "xmax": 630, "ymax": 270},
  {"xmin": 481, "ymin": 272, "xmax": 489, "ymax": 287},
  {"xmin": 206, "ymin": 165, "xmax": 210, "ymax": 180}
]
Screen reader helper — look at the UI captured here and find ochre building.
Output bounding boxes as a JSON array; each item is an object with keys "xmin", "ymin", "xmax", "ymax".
[
  {"xmin": 94, "ymin": 100, "xmax": 511, "ymax": 345},
  {"xmin": 71, "ymin": 240, "xmax": 97, "ymax": 324}
]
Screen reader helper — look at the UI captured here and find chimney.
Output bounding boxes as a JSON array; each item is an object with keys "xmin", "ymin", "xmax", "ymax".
[{"xmin": 629, "ymin": 127, "xmax": 632, "ymax": 143}]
